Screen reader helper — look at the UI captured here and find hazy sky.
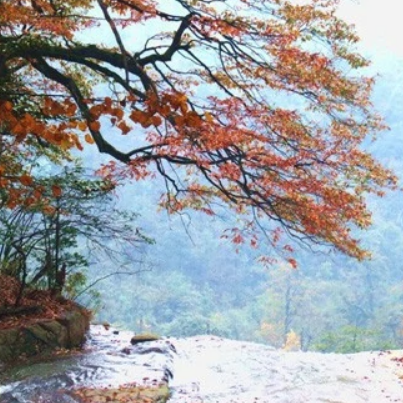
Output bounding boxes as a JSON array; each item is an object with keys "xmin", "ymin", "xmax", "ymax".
[{"xmin": 338, "ymin": 0, "xmax": 402, "ymax": 58}]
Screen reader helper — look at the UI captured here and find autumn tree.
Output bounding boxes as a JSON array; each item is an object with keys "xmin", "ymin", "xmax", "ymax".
[{"xmin": 0, "ymin": 0, "xmax": 397, "ymax": 263}]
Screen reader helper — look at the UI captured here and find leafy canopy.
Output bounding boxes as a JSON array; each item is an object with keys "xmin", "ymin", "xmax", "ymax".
[{"xmin": 0, "ymin": 0, "xmax": 397, "ymax": 263}]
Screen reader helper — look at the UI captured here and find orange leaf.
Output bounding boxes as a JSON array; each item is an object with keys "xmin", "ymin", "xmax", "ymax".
[
  {"xmin": 43, "ymin": 205, "xmax": 56, "ymax": 215},
  {"xmin": 4, "ymin": 101, "xmax": 13, "ymax": 111},
  {"xmin": 117, "ymin": 121, "xmax": 131, "ymax": 135},
  {"xmin": 85, "ymin": 134, "xmax": 95, "ymax": 144},
  {"xmin": 77, "ymin": 121, "xmax": 87, "ymax": 131},
  {"xmin": 104, "ymin": 97, "xmax": 113, "ymax": 108},
  {"xmin": 89, "ymin": 121, "xmax": 101, "ymax": 131},
  {"xmin": 151, "ymin": 115, "xmax": 162, "ymax": 126},
  {"xmin": 66, "ymin": 103, "xmax": 77, "ymax": 116},
  {"xmin": 20, "ymin": 174, "xmax": 33, "ymax": 186},
  {"xmin": 288, "ymin": 258, "xmax": 298, "ymax": 269},
  {"xmin": 52, "ymin": 185, "xmax": 62, "ymax": 198},
  {"xmin": 232, "ymin": 234, "xmax": 244, "ymax": 244},
  {"xmin": 130, "ymin": 110, "xmax": 147, "ymax": 124},
  {"xmin": 113, "ymin": 108, "xmax": 124, "ymax": 120}
]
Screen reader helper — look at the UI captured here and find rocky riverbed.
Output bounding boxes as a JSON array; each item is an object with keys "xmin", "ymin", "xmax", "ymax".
[
  {"xmin": 169, "ymin": 335, "xmax": 403, "ymax": 403},
  {"xmin": 1, "ymin": 326, "xmax": 403, "ymax": 403}
]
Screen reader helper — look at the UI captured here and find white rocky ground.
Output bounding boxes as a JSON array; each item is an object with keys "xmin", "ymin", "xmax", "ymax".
[{"xmin": 168, "ymin": 335, "xmax": 403, "ymax": 403}]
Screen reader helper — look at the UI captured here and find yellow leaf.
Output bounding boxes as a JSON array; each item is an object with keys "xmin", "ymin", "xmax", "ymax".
[{"xmin": 205, "ymin": 112, "xmax": 214, "ymax": 123}]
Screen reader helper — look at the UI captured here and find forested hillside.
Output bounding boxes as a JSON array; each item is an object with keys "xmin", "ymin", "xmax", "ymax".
[{"xmin": 93, "ymin": 56, "xmax": 403, "ymax": 352}]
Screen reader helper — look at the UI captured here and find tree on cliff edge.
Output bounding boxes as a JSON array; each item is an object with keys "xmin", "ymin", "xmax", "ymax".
[{"xmin": 0, "ymin": 0, "xmax": 397, "ymax": 265}]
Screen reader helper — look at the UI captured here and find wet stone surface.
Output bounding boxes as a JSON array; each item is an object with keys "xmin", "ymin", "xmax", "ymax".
[{"xmin": 0, "ymin": 325, "xmax": 175, "ymax": 403}]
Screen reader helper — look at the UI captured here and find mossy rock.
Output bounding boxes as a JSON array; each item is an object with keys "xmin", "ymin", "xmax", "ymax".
[
  {"xmin": 130, "ymin": 333, "xmax": 160, "ymax": 345},
  {"xmin": 0, "ymin": 328, "xmax": 20, "ymax": 361},
  {"xmin": 0, "ymin": 305, "xmax": 89, "ymax": 363},
  {"xmin": 71, "ymin": 384, "xmax": 170, "ymax": 403}
]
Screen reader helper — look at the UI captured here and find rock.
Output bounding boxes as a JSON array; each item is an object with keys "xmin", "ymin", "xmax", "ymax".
[
  {"xmin": 121, "ymin": 347, "xmax": 131, "ymax": 354},
  {"xmin": 0, "ymin": 304, "xmax": 89, "ymax": 363},
  {"xmin": 59, "ymin": 308, "xmax": 90, "ymax": 348},
  {"xmin": 130, "ymin": 333, "xmax": 161, "ymax": 345}
]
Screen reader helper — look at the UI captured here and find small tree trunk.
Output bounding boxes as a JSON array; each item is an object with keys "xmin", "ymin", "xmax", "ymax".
[{"xmin": 12, "ymin": 244, "xmax": 28, "ymax": 306}]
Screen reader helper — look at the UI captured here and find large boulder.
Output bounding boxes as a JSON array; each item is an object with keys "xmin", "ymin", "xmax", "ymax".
[{"xmin": 0, "ymin": 304, "xmax": 90, "ymax": 363}]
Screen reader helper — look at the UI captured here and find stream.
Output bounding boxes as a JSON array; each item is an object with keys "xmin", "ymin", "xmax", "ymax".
[
  {"xmin": 1, "ymin": 326, "xmax": 403, "ymax": 403},
  {"xmin": 0, "ymin": 325, "xmax": 174, "ymax": 402}
]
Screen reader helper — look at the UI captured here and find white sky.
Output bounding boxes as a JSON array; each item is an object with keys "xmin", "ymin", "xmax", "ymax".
[
  {"xmin": 337, "ymin": 0, "xmax": 403, "ymax": 58},
  {"xmin": 86, "ymin": 0, "xmax": 402, "ymax": 59}
]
